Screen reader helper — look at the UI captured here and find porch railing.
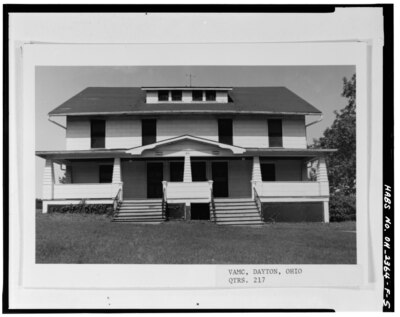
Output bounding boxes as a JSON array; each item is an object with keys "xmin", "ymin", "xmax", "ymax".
[
  {"xmin": 256, "ymin": 181, "xmax": 327, "ymax": 197},
  {"xmin": 53, "ymin": 183, "xmax": 123, "ymax": 200},
  {"xmin": 112, "ymin": 187, "xmax": 122, "ymax": 214},
  {"xmin": 162, "ymin": 181, "xmax": 168, "ymax": 220},
  {"xmin": 253, "ymin": 186, "xmax": 264, "ymax": 222},
  {"xmin": 163, "ymin": 181, "xmax": 213, "ymax": 201},
  {"xmin": 210, "ymin": 184, "xmax": 217, "ymax": 223}
]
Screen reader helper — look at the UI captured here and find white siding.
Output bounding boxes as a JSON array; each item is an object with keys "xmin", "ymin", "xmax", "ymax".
[
  {"xmin": 146, "ymin": 91, "xmax": 158, "ymax": 103},
  {"xmin": 233, "ymin": 119, "xmax": 268, "ymax": 148},
  {"xmin": 106, "ymin": 118, "xmax": 141, "ymax": 149},
  {"xmin": 54, "ymin": 183, "xmax": 121, "ymax": 199},
  {"xmin": 216, "ymin": 91, "xmax": 228, "ymax": 103},
  {"xmin": 228, "ymin": 160, "xmax": 252, "ymax": 197},
  {"xmin": 259, "ymin": 182, "xmax": 321, "ymax": 197},
  {"xmin": 166, "ymin": 182, "xmax": 211, "ymax": 200},
  {"xmin": 282, "ymin": 116, "xmax": 307, "ymax": 149},
  {"xmin": 157, "ymin": 118, "xmax": 219, "ymax": 142},
  {"xmin": 66, "ymin": 117, "xmax": 90, "ymax": 150},
  {"xmin": 121, "ymin": 161, "xmax": 147, "ymax": 199}
]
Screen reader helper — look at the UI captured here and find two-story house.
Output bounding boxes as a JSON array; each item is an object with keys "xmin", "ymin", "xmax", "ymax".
[{"xmin": 36, "ymin": 86, "xmax": 335, "ymax": 225}]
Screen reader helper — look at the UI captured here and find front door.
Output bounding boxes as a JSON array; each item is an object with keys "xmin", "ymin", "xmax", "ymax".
[
  {"xmin": 147, "ymin": 162, "xmax": 163, "ymax": 198},
  {"xmin": 212, "ymin": 161, "xmax": 229, "ymax": 197}
]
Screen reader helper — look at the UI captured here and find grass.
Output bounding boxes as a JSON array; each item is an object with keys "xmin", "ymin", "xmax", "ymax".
[{"xmin": 36, "ymin": 211, "xmax": 356, "ymax": 264}]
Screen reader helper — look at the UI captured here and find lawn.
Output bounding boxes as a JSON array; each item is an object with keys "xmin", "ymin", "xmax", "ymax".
[{"xmin": 36, "ymin": 211, "xmax": 356, "ymax": 264}]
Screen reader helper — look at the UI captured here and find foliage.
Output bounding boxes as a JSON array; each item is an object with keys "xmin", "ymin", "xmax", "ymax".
[
  {"xmin": 329, "ymin": 192, "xmax": 356, "ymax": 222},
  {"xmin": 312, "ymin": 74, "xmax": 356, "ymax": 221},
  {"xmin": 48, "ymin": 203, "xmax": 114, "ymax": 216}
]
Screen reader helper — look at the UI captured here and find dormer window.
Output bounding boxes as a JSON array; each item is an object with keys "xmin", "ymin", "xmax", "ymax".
[
  {"xmin": 192, "ymin": 90, "xmax": 203, "ymax": 101},
  {"xmin": 206, "ymin": 91, "xmax": 216, "ymax": 101},
  {"xmin": 158, "ymin": 91, "xmax": 169, "ymax": 101},
  {"xmin": 171, "ymin": 90, "xmax": 182, "ymax": 101}
]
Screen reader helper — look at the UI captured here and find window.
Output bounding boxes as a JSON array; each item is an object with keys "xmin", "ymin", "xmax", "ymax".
[
  {"xmin": 268, "ymin": 119, "xmax": 283, "ymax": 147},
  {"xmin": 142, "ymin": 119, "xmax": 157, "ymax": 145},
  {"xmin": 91, "ymin": 120, "xmax": 105, "ymax": 148},
  {"xmin": 192, "ymin": 90, "xmax": 203, "ymax": 101},
  {"xmin": 99, "ymin": 165, "xmax": 113, "ymax": 183},
  {"xmin": 158, "ymin": 91, "xmax": 169, "ymax": 101},
  {"xmin": 261, "ymin": 163, "xmax": 276, "ymax": 181},
  {"xmin": 171, "ymin": 90, "xmax": 182, "ymax": 101},
  {"xmin": 218, "ymin": 119, "xmax": 233, "ymax": 145},
  {"xmin": 205, "ymin": 90, "xmax": 216, "ymax": 101}
]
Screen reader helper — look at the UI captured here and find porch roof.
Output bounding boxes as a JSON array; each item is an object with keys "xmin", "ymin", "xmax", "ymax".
[
  {"xmin": 48, "ymin": 87, "xmax": 322, "ymax": 117},
  {"xmin": 36, "ymin": 147, "xmax": 336, "ymax": 161}
]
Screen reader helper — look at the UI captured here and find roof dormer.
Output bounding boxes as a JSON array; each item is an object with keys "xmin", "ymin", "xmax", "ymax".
[{"xmin": 142, "ymin": 87, "xmax": 231, "ymax": 104}]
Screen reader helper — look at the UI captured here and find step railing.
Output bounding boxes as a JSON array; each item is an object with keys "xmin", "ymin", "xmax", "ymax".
[
  {"xmin": 253, "ymin": 186, "xmax": 264, "ymax": 222},
  {"xmin": 112, "ymin": 187, "xmax": 122, "ymax": 216},
  {"xmin": 210, "ymin": 182, "xmax": 217, "ymax": 223},
  {"xmin": 162, "ymin": 181, "xmax": 168, "ymax": 220}
]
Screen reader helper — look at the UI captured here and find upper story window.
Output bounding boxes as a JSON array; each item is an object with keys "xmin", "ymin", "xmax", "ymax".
[
  {"xmin": 91, "ymin": 120, "xmax": 105, "ymax": 148},
  {"xmin": 158, "ymin": 91, "xmax": 169, "ymax": 101},
  {"xmin": 205, "ymin": 90, "xmax": 216, "ymax": 101},
  {"xmin": 142, "ymin": 119, "xmax": 157, "ymax": 145},
  {"xmin": 268, "ymin": 119, "xmax": 283, "ymax": 147},
  {"xmin": 171, "ymin": 90, "xmax": 182, "ymax": 101},
  {"xmin": 218, "ymin": 119, "xmax": 233, "ymax": 145},
  {"xmin": 192, "ymin": 90, "xmax": 203, "ymax": 101}
]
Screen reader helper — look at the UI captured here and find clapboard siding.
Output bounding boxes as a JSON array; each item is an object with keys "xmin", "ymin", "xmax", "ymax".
[
  {"xmin": 259, "ymin": 182, "xmax": 321, "ymax": 197},
  {"xmin": 157, "ymin": 118, "xmax": 219, "ymax": 142},
  {"xmin": 121, "ymin": 161, "xmax": 147, "ymax": 199},
  {"xmin": 282, "ymin": 116, "xmax": 307, "ymax": 149},
  {"xmin": 166, "ymin": 182, "xmax": 211, "ymax": 200},
  {"xmin": 54, "ymin": 183, "xmax": 121, "ymax": 199},
  {"xmin": 106, "ymin": 118, "xmax": 141, "ymax": 149},
  {"xmin": 66, "ymin": 117, "xmax": 90, "ymax": 150},
  {"xmin": 228, "ymin": 160, "xmax": 252, "ymax": 197},
  {"xmin": 233, "ymin": 119, "xmax": 268, "ymax": 147}
]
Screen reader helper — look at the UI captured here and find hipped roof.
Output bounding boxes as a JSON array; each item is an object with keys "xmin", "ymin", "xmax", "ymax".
[{"xmin": 48, "ymin": 87, "xmax": 322, "ymax": 116}]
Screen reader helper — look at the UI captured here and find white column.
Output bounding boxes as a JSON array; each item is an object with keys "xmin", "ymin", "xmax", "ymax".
[
  {"xmin": 317, "ymin": 156, "xmax": 329, "ymax": 196},
  {"xmin": 112, "ymin": 157, "xmax": 121, "ymax": 183},
  {"xmin": 183, "ymin": 152, "xmax": 192, "ymax": 182},
  {"xmin": 251, "ymin": 156, "xmax": 262, "ymax": 198},
  {"xmin": 112, "ymin": 157, "xmax": 122, "ymax": 200},
  {"xmin": 323, "ymin": 201, "xmax": 330, "ymax": 223},
  {"xmin": 42, "ymin": 159, "xmax": 54, "ymax": 213}
]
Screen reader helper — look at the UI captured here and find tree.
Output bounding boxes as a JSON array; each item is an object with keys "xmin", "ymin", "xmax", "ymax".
[{"xmin": 312, "ymin": 74, "xmax": 356, "ymax": 220}]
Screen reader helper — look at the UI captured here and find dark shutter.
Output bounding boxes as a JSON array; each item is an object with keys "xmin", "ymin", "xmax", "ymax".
[
  {"xmin": 91, "ymin": 120, "xmax": 105, "ymax": 148},
  {"xmin": 268, "ymin": 119, "xmax": 283, "ymax": 147},
  {"xmin": 218, "ymin": 119, "xmax": 233, "ymax": 145},
  {"xmin": 99, "ymin": 165, "xmax": 113, "ymax": 183},
  {"xmin": 261, "ymin": 163, "xmax": 276, "ymax": 181},
  {"xmin": 142, "ymin": 119, "xmax": 157, "ymax": 145}
]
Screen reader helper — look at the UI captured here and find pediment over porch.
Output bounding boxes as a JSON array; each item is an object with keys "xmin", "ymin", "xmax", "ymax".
[{"xmin": 125, "ymin": 135, "xmax": 246, "ymax": 157}]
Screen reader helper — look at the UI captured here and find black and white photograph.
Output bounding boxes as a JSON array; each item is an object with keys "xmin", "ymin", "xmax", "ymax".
[
  {"xmin": 35, "ymin": 65, "xmax": 356, "ymax": 265},
  {"xmin": 4, "ymin": 4, "xmax": 392, "ymax": 312}
]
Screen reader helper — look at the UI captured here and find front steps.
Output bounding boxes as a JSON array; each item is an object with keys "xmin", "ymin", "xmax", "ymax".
[
  {"xmin": 112, "ymin": 199, "xmax": 165, "ymax": 224},
  {"xmin": 212, "ymin": 198, "xmax": 264, "ymax": 226}
]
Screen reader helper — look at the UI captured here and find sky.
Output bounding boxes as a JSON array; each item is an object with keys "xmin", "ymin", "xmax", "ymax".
[{"xmin": 35, "ymin": 65, "xmax": 355, "ymax": 198}]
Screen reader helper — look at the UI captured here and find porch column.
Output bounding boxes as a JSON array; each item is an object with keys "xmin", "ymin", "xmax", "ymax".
[
  {"xmin": 317, "ymin": 156, "xmax": 330, "ymax": 223},
  {"xmin": 251, "ymin": 156, "xmax": 262, "ymax": 198},
  {"xmin": 183, "ymin": 152, "xmax": 192, "ymax": 182},
  {"xmin": 42, "ymin": 159, "xmax": 54, "ymax": 213},
  {"xmin": 112, "ymin": 157, "xmax": 122, "ymax": 200},
  {"xmin": 112, "ymin": 157, "xmax": 121, "ymax": 183}
]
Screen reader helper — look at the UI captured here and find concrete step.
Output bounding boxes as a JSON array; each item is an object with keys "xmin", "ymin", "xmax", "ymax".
[
  {"xmin": 216, "ymin": 220, "xmax": 264, "ymax": 226},
  {"xmin": 214, "ymin": 205, "xmax": 257, "ymax": 211},
  {"xmin": 112, "ymin": 220, "xmax": 163, "ymax": 224},
  {"xmin": 119, "ymin": 206, "xmax": 162, "ymax": 211},
  {"xmin": 215, "ymin": 213, "xmax": 261, "ymax": 218},
  {"xmin": 214, "ymin": 202, "xmax": 256, "ymax": 207},
  {"xmin": 122, "ymin": 199, "xmax": 162, "ymax": 203}
]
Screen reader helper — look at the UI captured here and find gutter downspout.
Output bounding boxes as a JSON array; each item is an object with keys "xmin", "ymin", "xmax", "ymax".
[
  {"xmin": 48, "ymin": 116, "xmax": 66, "ymax": 130},
  {"xmin": 306, "ymin": 114, "xmax": 323, "ymax": 127}
]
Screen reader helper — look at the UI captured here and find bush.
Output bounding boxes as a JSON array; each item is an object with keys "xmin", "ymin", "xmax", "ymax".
[
  {"xmin": 329, "ymin": 193, "xmax": 356, "ymax": 222},
  {"xmin": 48, "ymin": 203, "xmax": 114, "ymax": 216}
]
